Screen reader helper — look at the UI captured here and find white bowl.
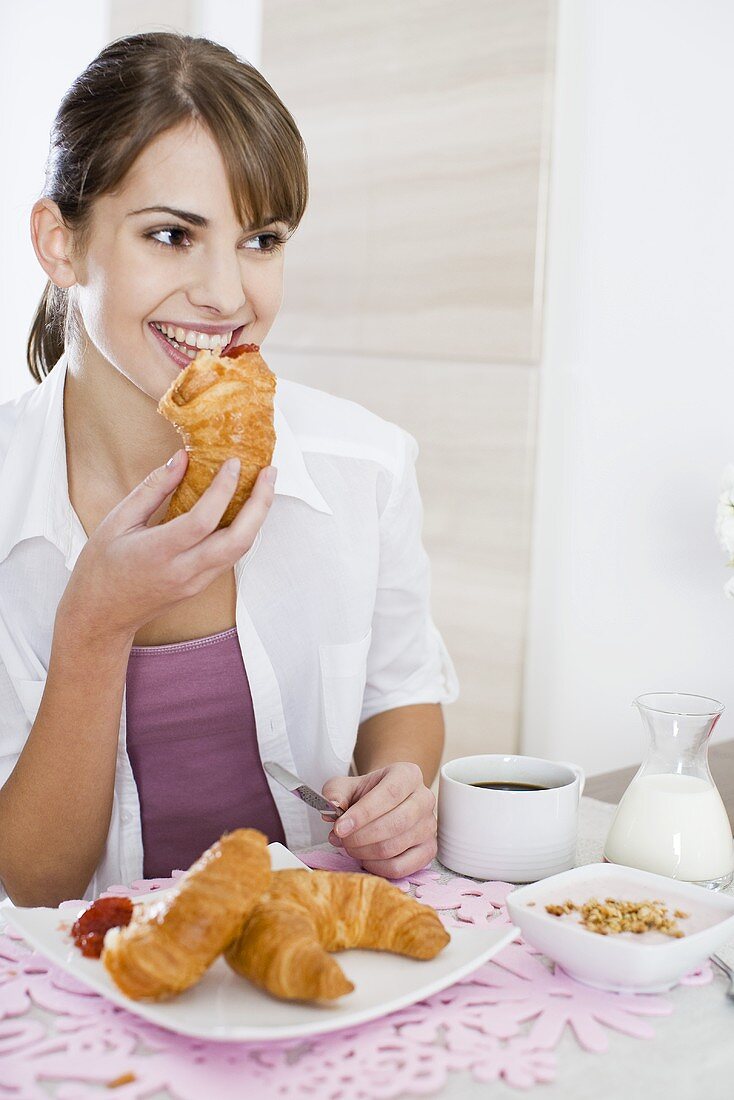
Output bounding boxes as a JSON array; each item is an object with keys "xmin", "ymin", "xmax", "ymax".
[{"xmin": 506, "ymin": 862, "xmax": 734, "ymax": 992}]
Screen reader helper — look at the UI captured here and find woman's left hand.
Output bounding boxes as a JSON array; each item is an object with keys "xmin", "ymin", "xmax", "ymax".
[{"xmin": 321, "ymin": 762, "xmax": 437, "ymax": 879}]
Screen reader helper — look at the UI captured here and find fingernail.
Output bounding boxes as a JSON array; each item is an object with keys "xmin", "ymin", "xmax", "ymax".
[
  {"xmin": 224, "ymin": 457, "xmax": 241, "ymax": 477},
  {"xmin": 166, "ymin": 449, "xmax": 182, "ymax": 468},
  {"xmin": 263, "ymin": 466, "xmax": 277, "ymax": 486},
  {"xmin": 335, "ymin": 816, "xmax": 354, "ymax": 837}
]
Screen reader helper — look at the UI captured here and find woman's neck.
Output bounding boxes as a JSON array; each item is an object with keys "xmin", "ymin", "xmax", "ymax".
[{"xmin": 63, "ymin": 340, "xmax": 182, "ymax": 504}]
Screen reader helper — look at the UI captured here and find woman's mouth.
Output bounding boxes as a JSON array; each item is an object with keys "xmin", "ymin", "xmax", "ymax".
[{"xmin": 148, "ymin": 322, "xmax": 245, "ymax": 369}]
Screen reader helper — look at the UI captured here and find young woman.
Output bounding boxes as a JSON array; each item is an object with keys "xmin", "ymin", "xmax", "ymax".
[{"xmin": 0, "ymin": 32, "xmax": 458, "ymax": 907}]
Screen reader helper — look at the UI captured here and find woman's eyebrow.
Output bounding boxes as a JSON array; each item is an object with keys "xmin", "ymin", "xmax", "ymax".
[
  {"xmin": 127, "ymin": 206, "xmax": 280, "ymax": 231},
  {"xmin": 128, "ymin": 205, "xmax": 209, "ymax": 227}
]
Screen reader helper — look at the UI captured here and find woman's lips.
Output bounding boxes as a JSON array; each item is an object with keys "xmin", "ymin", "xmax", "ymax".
[
  {"xmin": 149, "ymin": 323, "xmax": 245, "ymax": 370},
  {"xmin": 222, "ymin": 326, "xmax": 245, "ymax": 354},
  {"xmin": 149, "ymin": 322, "xmax": 191, "ymax": 369}
]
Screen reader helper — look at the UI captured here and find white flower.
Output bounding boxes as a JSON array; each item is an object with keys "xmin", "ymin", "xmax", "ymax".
[
  {"xmin": 724, "ymin": 576, "xmax": 734, "ymax": 600},
  {"xmin": 716, "ymin": 465, "xmax": 734, "ymax": 561}
]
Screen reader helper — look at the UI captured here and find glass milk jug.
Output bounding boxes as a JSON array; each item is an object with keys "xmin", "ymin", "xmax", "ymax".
[{"xmin": 603, "ymin": 693, "xmax": 734, "ymax": 890}]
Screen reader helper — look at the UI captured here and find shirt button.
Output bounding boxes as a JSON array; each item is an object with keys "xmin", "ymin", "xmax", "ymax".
[{"xmin": 121, "ymin": 810, "xmax": 133, "ymax": 824}]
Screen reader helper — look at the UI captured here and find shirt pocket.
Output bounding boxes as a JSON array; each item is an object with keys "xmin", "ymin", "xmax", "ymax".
[{"xmin": 319, "ymin": 628, "xmax": 373, "ymax": 761}]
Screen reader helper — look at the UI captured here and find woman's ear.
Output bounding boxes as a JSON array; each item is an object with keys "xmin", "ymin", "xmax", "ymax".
[{"xmin": 30, "ymin": 199, "xmax": 78, "ymax": 288}]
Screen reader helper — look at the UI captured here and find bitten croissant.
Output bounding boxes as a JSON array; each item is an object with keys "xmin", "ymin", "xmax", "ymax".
[
  {"xmin": 224, "ymin": 869, "xmax": 451, "ymax": 1002},
  {"xmin": 102, "ymin": 828, "xmax": 271, "ymax": 1001},
  {"xmin": 157, "ymin": 343, "xmax": 276, "ymax": 529}
]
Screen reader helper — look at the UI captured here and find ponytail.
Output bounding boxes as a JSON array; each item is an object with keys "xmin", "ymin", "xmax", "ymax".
[{"xmin": 26, "ymin": 280, "xmax": 67, "ymax": 383}]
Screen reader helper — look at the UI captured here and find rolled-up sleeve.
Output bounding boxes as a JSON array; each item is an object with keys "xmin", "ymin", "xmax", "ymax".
[{"xmin": 360, "ymin": 428, "xmax": 460, "ymax": 723}]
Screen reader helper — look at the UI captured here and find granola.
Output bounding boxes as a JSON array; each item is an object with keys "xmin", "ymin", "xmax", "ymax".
[{"xmin": 543, "ymin": 896, "xmax": 689, "ymax": 937}]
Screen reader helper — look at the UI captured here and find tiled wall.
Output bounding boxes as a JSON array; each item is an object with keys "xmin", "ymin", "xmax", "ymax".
[{"xmin": 261, "ymin": 0, "xmax": 555, "ymax": 365}]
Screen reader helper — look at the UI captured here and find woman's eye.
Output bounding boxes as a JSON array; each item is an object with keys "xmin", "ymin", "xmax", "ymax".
[
  {"xmin": 145, "ymin": 227, "xmax": 284, "ymax": 252},
  {"xmin": 148, "ymin": 227, "xmax": 191, "ymax": 249},
  {"xmin": 244, "ymin": 233, "xmax": 284, "ymax": 253}
]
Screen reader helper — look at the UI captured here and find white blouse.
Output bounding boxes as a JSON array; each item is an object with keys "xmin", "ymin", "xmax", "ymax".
[{"xmin": 0, "ymin": 353, "xmax": 458, "ymax": 902}]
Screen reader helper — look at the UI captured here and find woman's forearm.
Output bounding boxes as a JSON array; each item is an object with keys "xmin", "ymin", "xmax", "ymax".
[
  {"xmin": 0, "ymin": 607, "xmax": 133, "ymax": 907},
  {"xmin": 352, "ymin": 703, "xmax": 445, "ymax": 787}
]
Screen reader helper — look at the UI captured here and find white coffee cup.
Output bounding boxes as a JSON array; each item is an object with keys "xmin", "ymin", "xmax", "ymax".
[{"xmin": 437, "ymin": 754, "xmax": 585, "ymax": 882}]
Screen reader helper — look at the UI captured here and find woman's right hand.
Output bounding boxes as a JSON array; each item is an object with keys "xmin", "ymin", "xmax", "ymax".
[{"xmin": 57, "ymin": 449, "xmax": 276, "ymax": 643}]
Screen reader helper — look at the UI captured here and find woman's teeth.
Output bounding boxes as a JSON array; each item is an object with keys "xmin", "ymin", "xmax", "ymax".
[{"xmin": 152, "ymin": 322, "xmax": 233, "ymax": 357}]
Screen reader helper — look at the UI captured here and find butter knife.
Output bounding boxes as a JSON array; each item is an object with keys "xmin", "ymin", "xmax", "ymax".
[{"xmin": 263, "ymin": 761, "xmax": 344, "ymax": 821}]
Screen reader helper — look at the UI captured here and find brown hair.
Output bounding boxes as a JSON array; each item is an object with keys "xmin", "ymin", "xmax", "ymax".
[{"xmin": 27, "ymin": 32, "xmax": 308, "ymax": 382}]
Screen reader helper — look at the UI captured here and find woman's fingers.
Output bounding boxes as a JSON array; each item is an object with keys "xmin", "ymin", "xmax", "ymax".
[
  {"xmin": 358, "ymin": 838, "xmax": 438, "ymax": 881},
  {"xmin": 156, "ymin": 456, "xmax": 242, "ymax": 548},
  {"xmin": 338, "ymin": 812, "xmax": 436, "ymax": 863},
  {"xmin": 332, "ymin": 762, "xmax": 423, "ymax": 841},
  {"xmin": 184, "ymin": 464, "xmax": 276, "ymax": 567},
  {"xmin": 335, "ymin": 787, "xmax": 436, "ymax": 855},
  {"xmin": 322, "ymin": 763, "xmax": 436, "ymax": 880},
  {"xmin": 65, "ymin": 456, "xmax": 274, "ymax": 644},
  {"xmin": 163, "ymin": 464, "xmax": 276, "ymax": 565},
  {"xmin": 107, "ymin": 448, "xmax": 189, "ymax": 533}
]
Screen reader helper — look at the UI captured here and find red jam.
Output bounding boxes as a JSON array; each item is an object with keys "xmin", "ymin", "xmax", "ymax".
[
  {"xmin": 223, "ymin": 343, "xmax": 260, "ymax": 358},
  {"xmin": 71, "ymin": 896, "xmax": 134, "ymax": 958}
]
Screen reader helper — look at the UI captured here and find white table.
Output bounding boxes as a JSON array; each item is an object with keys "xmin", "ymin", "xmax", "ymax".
[
  {"xmin": 427, "ymin": 797, "xmax": 734, "ymax": 1099},
  {"xmin": 3, "ymin": 798, "xmax": 734, "ymax": 1098}
]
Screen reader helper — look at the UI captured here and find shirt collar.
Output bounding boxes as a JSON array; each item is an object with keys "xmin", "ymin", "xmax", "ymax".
[
  {"xmin": 272, "ymin": 401, "xmax": 333, "ymax": 517},
  {"xmin": 0, "ymin": 353, "xmax": 332, "ymax": 569}
]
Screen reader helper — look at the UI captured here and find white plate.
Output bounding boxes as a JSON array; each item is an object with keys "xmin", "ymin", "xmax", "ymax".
[
  {"xmin": 506, "ymin": 862, "xmax": 734, "ymax": 992},
  {"xmin": 8, "ymin": 843, "xmax": 519, "ymax": 1041}
]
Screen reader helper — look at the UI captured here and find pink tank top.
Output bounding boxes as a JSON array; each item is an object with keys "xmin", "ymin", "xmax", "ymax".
[{"xmin": 125, "ymin": 627, "xmax": 286, "ymax": 879}]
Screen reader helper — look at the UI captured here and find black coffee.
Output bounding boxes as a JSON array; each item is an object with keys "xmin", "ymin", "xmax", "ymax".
[{"xmin": 471, "ymin": 781, "xmax": 547, "ymax": 792}]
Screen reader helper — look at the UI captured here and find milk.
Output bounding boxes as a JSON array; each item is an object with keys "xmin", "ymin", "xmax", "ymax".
[{"xmin": 603, "ymin": 773, "xmax": 734, "ymax": 881}]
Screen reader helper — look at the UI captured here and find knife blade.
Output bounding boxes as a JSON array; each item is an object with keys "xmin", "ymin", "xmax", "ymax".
[{"xmin": 263, "ymin": 761, "xmax": 345, "ymax": 821}]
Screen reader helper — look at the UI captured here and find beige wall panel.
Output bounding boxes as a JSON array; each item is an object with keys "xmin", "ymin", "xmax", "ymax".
[
  {"xmin": 262, "ymin": 0, "xmax": 555, "ymax": 364},
  {"xmin": 266, "ymin": 350, "xmax": 538, "ymax": 764}
]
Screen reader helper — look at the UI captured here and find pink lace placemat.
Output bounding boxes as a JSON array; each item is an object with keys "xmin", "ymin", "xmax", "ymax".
[{"xmin": 0, "ymin": 846, "xmax": 712, "ymax": 1098}]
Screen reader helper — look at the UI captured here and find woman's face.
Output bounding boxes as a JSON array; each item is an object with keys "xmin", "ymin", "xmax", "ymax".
[{"xmin": 71, "ymin": 121, "xmax": 287, "ymax": 400}]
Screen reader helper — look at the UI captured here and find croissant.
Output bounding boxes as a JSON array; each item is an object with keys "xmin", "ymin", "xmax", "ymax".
[
  {"xmin": 102, "ymin": 828, "xmax": 271, "ymax": 1001},
  {"xmin": 224, "ymin": 869, "xmax": 450, "ymax": 1002},
  {"xmin": 157, "ymin": 343, "xmax": 276, "ymax": 529}
]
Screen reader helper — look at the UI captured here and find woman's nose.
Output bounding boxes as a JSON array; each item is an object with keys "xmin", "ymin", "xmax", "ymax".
[{"xmin": 186, "ymin": 249, "xmax": 246, "ymax": 316}]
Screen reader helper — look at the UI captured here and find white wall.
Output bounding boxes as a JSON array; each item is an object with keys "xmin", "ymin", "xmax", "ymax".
[
  {"xmin": 1, "ymin": 2, "xmax": 108, "ymax": 403},
  {"xmin": 191, "ymin": 0, "xmax": 261, "ymax": 67},
  {"xmin": 522, "ymin": 0, "xmax": 734, "ymax": 774}
]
